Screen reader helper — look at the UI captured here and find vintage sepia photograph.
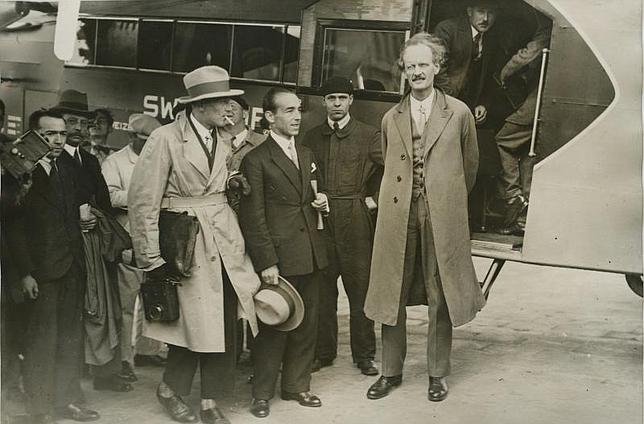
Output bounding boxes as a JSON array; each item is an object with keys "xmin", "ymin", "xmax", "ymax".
[{"xmin": 0, "ymin": 0, "xmax": 641, "ymax": 423}]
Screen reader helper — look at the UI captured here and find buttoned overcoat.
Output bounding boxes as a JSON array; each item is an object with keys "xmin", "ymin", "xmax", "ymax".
[
  {"xmin": 128, "ymin": 111, "xmax": 260, "ymax": 353},
  {"xmin": 364, "ymin": 90, "xmax": 485, "ymax": 327}
]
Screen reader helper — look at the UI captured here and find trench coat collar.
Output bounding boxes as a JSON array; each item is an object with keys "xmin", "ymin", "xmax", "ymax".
[
  {"xmin": 393, "ymin": 89, "xmax": 453, "ymax": 158},
  {"xmin": 267, "ymin": 136, "xmax": 303, "ymax": 195},
  {"xmin": 320, "ymin": 116, "xmax": 356, "ymax": 139},
  {"xmin": 177, "ymin": 111, "xmax": 211, "ymax": 182}
]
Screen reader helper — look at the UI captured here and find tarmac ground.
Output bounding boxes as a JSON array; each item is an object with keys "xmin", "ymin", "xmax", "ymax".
[{"xmin": 3, "ymin": 259, "xmax": 642, "ymax": 424}]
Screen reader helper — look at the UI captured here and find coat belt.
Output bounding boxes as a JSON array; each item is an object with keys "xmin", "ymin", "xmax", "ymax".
[{"xmin": 161, "ymin": 192, "xmax": 227, "ymax": 209}]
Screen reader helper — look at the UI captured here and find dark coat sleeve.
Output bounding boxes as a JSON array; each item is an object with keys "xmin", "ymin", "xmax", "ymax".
[{"xmin": 238, "ymin": 150, "xmax": 279, "ymax": 272}]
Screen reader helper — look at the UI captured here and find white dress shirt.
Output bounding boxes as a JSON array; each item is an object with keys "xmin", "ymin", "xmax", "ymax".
[
  {"xmin": 270, "ymin": 130, "xmax": 298, "ymax": 167},
  {"xmin": 189, "ymin": 113, "xmax": 214, "ymax": 150},
  {"xmin": 410, "ymin": 89, "xmax": 436, "ymax": 131},
  {"xmin": 327, "ymin": 113, "xmax": 351, "ymax": 131},
  {"xmin": 471, "ymin": 25, "xmax": 482, "ymax": 59},
  {"xmin": 63, "ymin": 144, "xmax": 82, "ymax": 164}
]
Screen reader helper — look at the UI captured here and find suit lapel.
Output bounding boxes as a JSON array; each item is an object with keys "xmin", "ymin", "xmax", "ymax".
[
  {"xmin": 180, "ymin": 114, "xmax": 211, "ymax": 182},
  {"xmin": 268, "ymin": 137, "xmax": 302, "ymax": 194},
  {"xmin": 297, "ymin": 145, "xmax": 311, "ymax": 202},
  {"xmin": 393, "ymin": 96, "xmax": 413, "ymax": 158},
  {"xmin": 423, "ymin": 91, "xmax": 453, "ymax": 158}
]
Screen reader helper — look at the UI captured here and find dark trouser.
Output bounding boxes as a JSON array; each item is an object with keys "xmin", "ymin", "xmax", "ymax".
[
  {"xmin": 316, "ymin": 199, "xmax": 376, "ymax": 364},
  {"xmin": 252, "ymin": 270, "xmax": 321, "ymax": 400},
  {"xmin": 22, "ymin": 263, "xmax": 85, "ymax": 415},
  {"xmin": 162, "ymin": 271, "xmax": 237, "ymax": 398},
  {"xmin": 381, "ymin": 195, "xmax": 452, "ymax": 378},
  {"xmin": 91, "ymin": 345, "xmax": 122, "ymax": 378},
  {"xmin": 495, "ymin": 122, "xmax": 536, "ymax": 201}
]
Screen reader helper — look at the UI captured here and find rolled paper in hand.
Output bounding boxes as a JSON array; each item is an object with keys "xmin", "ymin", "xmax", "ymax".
[{"xmin": 310, "ymin": 180, "xmax": 324, "ymax": 230}]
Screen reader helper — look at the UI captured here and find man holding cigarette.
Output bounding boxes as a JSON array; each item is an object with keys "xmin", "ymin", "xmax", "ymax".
[
  {"xmin": 303, "ymin": 77, "xmax": 383, "ymax": 376},
  {"xmin": 239, "ymin": 87, "xmax": 328, "ymax": 418}
]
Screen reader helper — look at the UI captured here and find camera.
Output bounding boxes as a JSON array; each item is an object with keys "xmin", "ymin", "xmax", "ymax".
[{"xmin": 140, "ymin": 278, "xmax": 180, "ymax": 322}]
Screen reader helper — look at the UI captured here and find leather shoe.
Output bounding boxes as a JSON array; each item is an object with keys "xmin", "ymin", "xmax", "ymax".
[
  {"xmin": 249, "ymin": 399, "xmax": 270, "ymax": 418},
  {"xmin": 311, "ymin": 358, "xmax": 334, "ymax": 373},
  {"xmin": 357, "ymin": 360, "xmax": 379, "ymax": 376},
  {"xmin": 93, "ymin": 376, "xmax": 133, "ymax": 392},
  {"xmin": 200, "ymin": 407, "xmax": 230, "ymax": 424},
  {"xmin": 134, "ymin": 354, "xmax": 168, "ymax": 367},
  {"xmin": 366, "ymin": 375, "xmax": 402, "ymax": 400},
  {"xmin": 280, "ymin": 391, "xmax": 322, "ymax": 407},
  {"xmin": 156, "ymin": 387, "xmax": 198, "ymax": 423},
  {"xmin": 428, "ymin": 377, "xmax": 448, "ymax": 402},
  {"xmin": 58, "ymin": 403, "xmax": 100, "ymax": 422},
  {"xmin": 118, "ymin": 361, "xmax": 138, "ymax": 382}
]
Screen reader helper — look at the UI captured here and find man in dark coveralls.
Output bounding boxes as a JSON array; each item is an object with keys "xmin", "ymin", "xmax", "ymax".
[{"xmin": 303, "ymin": 77, "xmax": 383, "ymax": 376}]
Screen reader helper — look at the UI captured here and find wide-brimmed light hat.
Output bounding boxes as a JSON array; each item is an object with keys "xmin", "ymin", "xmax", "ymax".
[
  {"xmin": 177, "ymin": 66, "xmax": 244, "ymax": 104},
  {"xmin": 254, "ymin": 276, "xmax": 304, "ymax": 332}
]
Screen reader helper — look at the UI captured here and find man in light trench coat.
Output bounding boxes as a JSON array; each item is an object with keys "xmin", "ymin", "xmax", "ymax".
[
  {"xmin": 364, "ymin": 32, "xmax": 485, "ymax": 402},
  {"xmin": 128, "ymin": 66, "xmax": 260, "ymax": 424}
]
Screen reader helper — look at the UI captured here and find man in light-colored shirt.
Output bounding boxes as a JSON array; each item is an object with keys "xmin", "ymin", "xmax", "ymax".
[{"xmin": 101, "ymin": 113, "xmax": 165, "ymax": 382}]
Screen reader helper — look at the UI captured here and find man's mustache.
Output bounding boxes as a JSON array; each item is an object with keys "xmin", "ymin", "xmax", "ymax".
[{"xmin": 411, "ymin": 75, "xmax": 426, "ymax": 81}]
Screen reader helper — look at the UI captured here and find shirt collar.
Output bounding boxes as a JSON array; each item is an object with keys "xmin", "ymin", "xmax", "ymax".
[
  {"xmin": 189, "ymin": 113, "xmax": 213, "ymax": 140},
  {"xmin": 327, "ymin": 113, "xmax": 351, "ymax": 130},
  {"xmin": 126, "ymin": 144, "xmax": 139, "ymax": 163},
  {"xmin": 270, "ymin": 130, "xmax": 295, "ymax": 152},
  {"xmin": 38, "ymin": 156, "xmax": 53, "ymax": 175},
  {"xmin": 232, "ymin": 128, "xmax": 249, "ymax": 149},
  {"xmin": 410, "ymin": 89, "xmax": 436, "ymax": 113},
  {"xmin": 471, "ymin": 25, "xmax": 479, "ymax": 39},
  {"xmin": 63, "ymin": 143, "xmax": 78, "ymax": 157}
]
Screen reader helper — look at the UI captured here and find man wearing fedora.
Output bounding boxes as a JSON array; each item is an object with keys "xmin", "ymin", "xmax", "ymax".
[
  {"xmin": 239, "ymin": 87, "xmax": 329, "ymax": 418},
  {"xmin": 101, "ymin": 113, "xmax": 166, "ymax": 383},
  {"xmin": 128, "ymin": 66, "xmax": 261, "ymax": 424},
  {"xmin": 303, "ymin": 76, "xmax": 383, "ymax": 376},
  {"xmin": 52, "ymin": 89, "xmax": 131, "ymax": 393}
]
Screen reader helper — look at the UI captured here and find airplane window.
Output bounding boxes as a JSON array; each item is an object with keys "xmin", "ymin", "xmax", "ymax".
[
  {"xmin": 138, "ymin": 20, "xmax": 172, "ymax": 71},
  {"xmin": 67, "ymin": 18, "xmax": 96, "ymax": 66},
  {"xmin": 321, "ymin": 28, "xmax": 406, "ymax": 93},
  {"xmin": 231, "ymin": 25, "xmax": 283, "ymax": 82},
  {"xmin": 173, "ymin": 22, "xmax": 232, "ymax": 73},
  {"xmin": 283, "ymin": 25, "xmax": 301, "ymax": 83},
  {"xmin": 95, "ymin": 19, "xmax": 138, "ymax": 68}
]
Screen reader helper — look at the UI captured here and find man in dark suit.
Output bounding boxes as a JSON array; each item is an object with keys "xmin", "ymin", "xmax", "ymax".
[
  {"xmin": 11, "ymin": 109, "xmax": 100, "ymax": 423},
  {"xmin": 52, "ymin": 90, "xmax": 129, "ymax": 392},
  {"xmin": 434, "ymin": 0, "xmax": 501, "ymax": 126},
  {"xmin": 239, "ymin": 87, "xmax": 329, "ymax": 419}
]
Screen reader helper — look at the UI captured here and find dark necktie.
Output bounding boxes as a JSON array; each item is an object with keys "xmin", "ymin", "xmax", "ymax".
[
  {"xmin": 333, "ymin": 122, "xmax": 340, "ymax": 133},
  {"xmin": 472, "ymin": 33, "xmax": 482, "ymax": 61},
  {"xmin": 73, "ymin": 148, "xmax": 82, "ymax": 166}
]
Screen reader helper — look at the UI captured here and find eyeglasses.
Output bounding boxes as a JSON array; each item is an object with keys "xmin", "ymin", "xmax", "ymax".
[{"xmin": 65, "ymin": 117, "xmax": 90, "ymax": 127}]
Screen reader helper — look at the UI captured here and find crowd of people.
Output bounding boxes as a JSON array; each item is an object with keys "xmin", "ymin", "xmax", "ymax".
[{"xmin": 0, "ymin": 1, "xmax": 551, "ymax": 423}]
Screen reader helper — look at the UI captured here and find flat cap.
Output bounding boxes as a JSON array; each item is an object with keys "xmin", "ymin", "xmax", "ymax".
[
  {"xmin": 320, "ymin": 76, "xmax": 354, "ymax": 97},
  {"xmin": 128, "ymin": 113, "xmax": 161, "ymax": 139}
]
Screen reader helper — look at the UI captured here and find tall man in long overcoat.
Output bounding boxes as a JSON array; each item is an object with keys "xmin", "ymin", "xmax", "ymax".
[
  {"xmin": 364, "ymin": 32, "xmax": 485, "ymax": 403},
  {"xmin": 128, "ymin": 66, "xmax": 260, "ymax": 424},
  {"xmin": 303, "ymin": 77, "xmax": 383, "ymax": 376}
]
